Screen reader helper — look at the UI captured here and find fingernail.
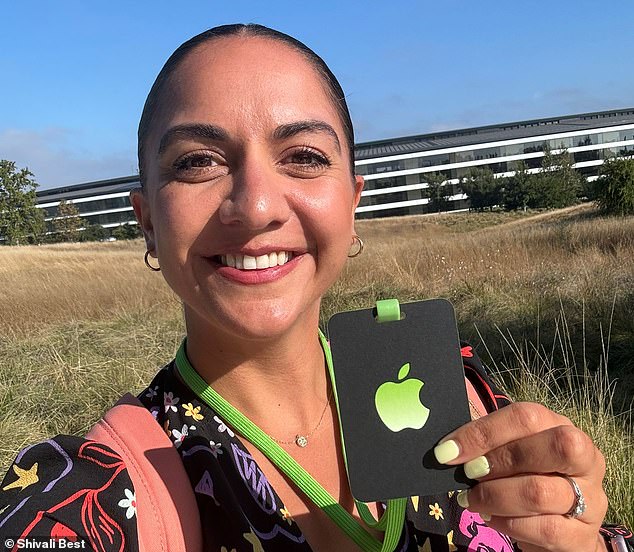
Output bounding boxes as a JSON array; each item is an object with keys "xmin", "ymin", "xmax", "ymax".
[
  {"xmin": 456, "ymin": 490, "xmax": 469, "ymax": 508},
  {"xmin": 434, "ymin": 440, "xmax": 460, "ymax": 464},
  {"xmin": 464, "ymin": 455, "xmax": 490, "ymax": 479},
  {"xmin": 480, "ymin": 513, "xmax": 492, "ymax": 522}
]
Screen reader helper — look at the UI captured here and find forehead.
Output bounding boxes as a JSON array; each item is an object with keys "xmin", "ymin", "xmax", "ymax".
[{"xmin": 153, "ymin": 36, "xmax": 340, "ymax": 138}]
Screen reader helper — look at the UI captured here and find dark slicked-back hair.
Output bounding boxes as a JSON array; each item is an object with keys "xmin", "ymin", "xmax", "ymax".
[{"xmin": 137, "ymin": 23, "xmax": 355, "ymax": 187}]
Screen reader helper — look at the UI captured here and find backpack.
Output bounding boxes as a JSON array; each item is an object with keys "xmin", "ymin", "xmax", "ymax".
[{"xmin": 86, "ymin": 393, "xmax": 202, "ymax": 552}]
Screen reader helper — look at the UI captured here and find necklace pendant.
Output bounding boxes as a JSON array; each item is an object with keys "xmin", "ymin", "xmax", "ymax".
[{"xmin": 295, "ymin": 435, "xmax": 308, "ymax": 448}]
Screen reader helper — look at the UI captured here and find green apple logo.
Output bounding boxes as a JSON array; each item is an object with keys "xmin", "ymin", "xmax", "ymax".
[{"xmin": 374, "ymin": 363, "xmax": 430, "ymax": 432}]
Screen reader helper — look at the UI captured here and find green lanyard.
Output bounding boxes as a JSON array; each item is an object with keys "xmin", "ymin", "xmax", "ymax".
[{"xmin": 174, "ymin": 333, "xmax": 407, "ymax": 552}]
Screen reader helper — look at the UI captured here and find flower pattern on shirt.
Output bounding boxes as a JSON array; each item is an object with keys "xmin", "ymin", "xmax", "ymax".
[
  {"xmin": 171, "ymin": 423, "xmax": 196, "ymax": 448},
  {"xmin": 164, "ymin": 391, "xmax": 180, "ymax": 412},
  {"xmin": 183, "ymin": 402, "xmax": 204, "ymax": 421},
  {"xmin": 429, "ymin": 503, "xmax": 444, "ymax": 521},
  {"xmin": 214, "ymin": 415, "xmax": 236, "ymax": 437},
  {"xmin": 280, "ymin": 507, "xmax": 293, "ymax": 525},
  {"xmin": 118, "ymin": 488, "xmax": 137, "ymax": 519},
  {"xmin": 209, "ymin": 440, "xmax": 223, "ymax": 457}
]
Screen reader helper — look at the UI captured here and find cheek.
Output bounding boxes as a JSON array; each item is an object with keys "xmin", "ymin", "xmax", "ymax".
[
  {"xmin": 293, "ymin": 181, "xmax": 356, "ymax": 257},
  {"xmin": 294, "ymin": 179, "xmax": 356, "ymax": 227},
  {"xmin": 153, "ymin": 188, "xmax": 214, "ymax": 250}
]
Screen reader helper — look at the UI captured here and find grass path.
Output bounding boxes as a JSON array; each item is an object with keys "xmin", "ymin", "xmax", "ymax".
[{"xmin": 473, "ymin": 203, "xmax": 594, "ymax": 231}]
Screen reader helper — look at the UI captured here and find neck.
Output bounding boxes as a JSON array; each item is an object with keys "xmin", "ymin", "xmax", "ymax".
[{"xmin": 182, "ymin": 305, "xmax": 331, "ymax": 439}]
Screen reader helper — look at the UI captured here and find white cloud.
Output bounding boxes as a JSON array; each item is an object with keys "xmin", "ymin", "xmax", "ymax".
[{"xmin": 0, "ymin": 128, "xmax": 137, "ymax": 190}]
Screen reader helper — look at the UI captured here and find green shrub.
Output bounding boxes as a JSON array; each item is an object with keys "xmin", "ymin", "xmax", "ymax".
[{"xmin": 595, "ymin": 156, "xmax": 634, "ymax": 216}]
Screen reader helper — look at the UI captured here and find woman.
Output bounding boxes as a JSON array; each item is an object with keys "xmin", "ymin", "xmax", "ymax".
[{"xmin": 1, "ymin": 24, "xmax": 630, "ymax": 552}]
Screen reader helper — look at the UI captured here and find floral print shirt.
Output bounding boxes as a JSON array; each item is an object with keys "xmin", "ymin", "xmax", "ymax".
[
  {"xmin": 0, "ymin": 436, "xmax": 138, "ymax": 551},
  {"xmin": 1, "ymin": 344, "xmax": 632, "ymax": 551}
]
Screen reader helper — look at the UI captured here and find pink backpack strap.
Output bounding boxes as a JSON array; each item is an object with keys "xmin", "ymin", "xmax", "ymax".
[
  {"xmin": 465, "ymin": 378, "xmax": 488, "ymax": 419},
  {"xmin": 86, "ymin": 393, "xmax": 202, "ymax": 552}
]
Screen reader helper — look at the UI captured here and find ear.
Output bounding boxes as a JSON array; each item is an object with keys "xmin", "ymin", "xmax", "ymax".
[
  {"xmin": 130, "ymin": 188, "xmax": 156, "ymax": 253},
  {"xmin": 352, "ymin": 174, "xmax": 364, "ymax": 214}
]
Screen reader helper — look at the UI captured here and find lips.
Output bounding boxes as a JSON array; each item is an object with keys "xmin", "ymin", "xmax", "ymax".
[
  {"xmin": 210, "ymin": 250, "xmax": 302, "ymax": 285},
  {"xmin": 216, "ymin": 251, "xmax": 294, "ymax": 270}
]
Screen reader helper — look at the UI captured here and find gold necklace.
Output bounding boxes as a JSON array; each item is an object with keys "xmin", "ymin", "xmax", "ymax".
[{"xmin": 271, "ymin": 388, "xmax": 333, "ymax": 448}]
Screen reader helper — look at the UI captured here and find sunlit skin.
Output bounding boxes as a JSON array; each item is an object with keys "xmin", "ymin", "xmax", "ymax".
[{"xmin": 131, "ymin": 35, "xmax": 610, "ymax": 552}]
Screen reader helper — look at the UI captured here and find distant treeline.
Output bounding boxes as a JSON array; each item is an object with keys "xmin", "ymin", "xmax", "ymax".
[{"xmin": 425, "ymin": 149, "xmax": 634, "ymax": 215}]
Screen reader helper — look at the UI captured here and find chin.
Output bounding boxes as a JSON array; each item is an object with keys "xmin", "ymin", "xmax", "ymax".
[
  {"xmin": 187, "ymin": 297, "xmax": 318, "ymax": 343},
  {"xmin": 243, "ymin": 303, "xmax": 307, "ymax": 338}
]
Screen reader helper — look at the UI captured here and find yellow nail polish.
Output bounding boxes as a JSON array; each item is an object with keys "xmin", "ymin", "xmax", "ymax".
[
  {"xmin": 464, "ymin": 455, "xmax": 490, "ymax": 479},
  {"xmin": 456, "ymin": 490, "xmax": 469, "ymax": 508},
  {"xmin": 434, "ymin": 440, "xmax": 460, "ymax": 464},
  {"xmin": 480, "ymin": 513, "xmax": 492, "ymax": 522}
]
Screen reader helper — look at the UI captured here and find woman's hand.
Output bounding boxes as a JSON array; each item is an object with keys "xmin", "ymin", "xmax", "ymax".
[{"xmin": 434, "ymin": 402, "xmax": 609, "ymax": 552}]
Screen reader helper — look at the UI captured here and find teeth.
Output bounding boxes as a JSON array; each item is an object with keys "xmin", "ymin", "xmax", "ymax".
[
  {"xmin": 243, "ymin": 255, "xmax": 257, "ymax": 270},
  {"xmin": 219, "ymin": 251, "xmax": 293, "ymax": 270},
  {"xmin": 255, "ymin": 254, "xmax": 269, "ymax": 269}
]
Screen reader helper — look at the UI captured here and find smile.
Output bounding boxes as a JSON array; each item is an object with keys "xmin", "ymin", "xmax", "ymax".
[{"xmin": 217, "ymin": 251, "xmax": 294, "ymax": 270}]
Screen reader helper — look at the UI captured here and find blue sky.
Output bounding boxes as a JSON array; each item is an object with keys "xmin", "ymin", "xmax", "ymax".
[{"xmin": 2, "ymin": 0, "xmax": 633, "ymax": 189}]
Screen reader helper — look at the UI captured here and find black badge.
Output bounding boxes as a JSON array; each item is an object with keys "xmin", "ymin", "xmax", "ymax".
[{"xmin": 327, "ymin": 299, "xmax": 473, "ymax": 502}]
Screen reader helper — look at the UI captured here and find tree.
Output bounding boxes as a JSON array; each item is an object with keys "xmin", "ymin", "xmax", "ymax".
[
  {"xmin": 52, "ymin": 200, "xmax": 83, "ymax": 242},
  {"xmin": 0, "ymin": 160, "xmax": 45, "ymax": 245},
  {"xmin": 79, "ymin": 221, "xmax": 108, "ymax": 242},
  {"xmin": 460, "ymin": 167, "xmax": 502, "ymax": 211},
  {"xmin": 594, "ymin": 156, "xmax": 634, "ymax": 215},
  {"xmin": 502, "ymin": 161, "xmax": 536, "ymax": 211},
  {"xmin": 531, "ymin": 147, "xmax": 581, "ymax": 209},
  {"xmin": 112, "ymin": 222, "xmax": 142, "ymax": 240},
  {"xmin": 424, "ymin": 172, "xmax": 451, "ymax": 213}
]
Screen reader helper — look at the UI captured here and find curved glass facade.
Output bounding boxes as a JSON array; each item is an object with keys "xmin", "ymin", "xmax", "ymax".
[{"xmin": 354, "ymin": 110, "xmax": 634, "ymax": 218}]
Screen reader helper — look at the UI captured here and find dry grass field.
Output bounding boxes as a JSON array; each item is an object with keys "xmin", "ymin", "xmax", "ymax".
[{"xmin": 1, "ymin": 204, "xmax": 632, "ymax": 526}]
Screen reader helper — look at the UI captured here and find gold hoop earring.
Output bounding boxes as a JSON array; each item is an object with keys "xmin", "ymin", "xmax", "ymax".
[
  {"xmin": 348, "ymin": 234, "xmax": 364, "ymax": 258},
  {"xmin": 144, "ymin": 250, "xmax": 161, "ymax": 271}
]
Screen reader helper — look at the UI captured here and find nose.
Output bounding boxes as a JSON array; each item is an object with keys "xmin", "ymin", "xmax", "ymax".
[{"xmin": 218, "ymin": 156, "xmax": 291, "ymax": 230}]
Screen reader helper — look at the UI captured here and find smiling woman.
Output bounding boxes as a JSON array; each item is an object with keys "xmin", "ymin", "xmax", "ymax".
[
  {"xmin": 131, "ymin": 28, "xmax": 362, "ymax": 345},
  {"xmin": 0, "ymin": 23, "xmax": 631, "ymax": 552}
]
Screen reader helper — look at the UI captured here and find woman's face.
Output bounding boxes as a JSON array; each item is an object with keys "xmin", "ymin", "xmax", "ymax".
[{"xmin": 133, "ymin": 36, "xmax": 363, "ymax": 341}]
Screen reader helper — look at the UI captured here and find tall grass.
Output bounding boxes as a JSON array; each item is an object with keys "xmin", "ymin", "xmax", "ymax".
[
  {"xmin": 0, "ymin": 240, "xmax": 177, "ymax": 338},
  {"xmin": 1, "ymin": 205, "xmax": 632, "ymax": 527},
  {"xmin": 326, "ymin": 205, "xmax": 634, "ymax": 403},
  {"xmin": 480, "ymin": 310, "xmax": 633, "ymax": 526}
]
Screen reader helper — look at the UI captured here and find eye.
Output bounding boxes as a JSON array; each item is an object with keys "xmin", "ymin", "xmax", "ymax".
[
  {"xmin": 173, "ymin": 151, "xmax": 220, "ymax": 172},
  {"xmin": 283, "ymin": 147, "xmax": 331, "ymax": 175}
]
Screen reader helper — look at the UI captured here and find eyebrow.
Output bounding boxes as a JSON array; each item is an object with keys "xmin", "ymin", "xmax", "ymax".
[
  {"xmin": 272, "ymin": 120, "xmax": 341, "ymax": 153},
  {"xmin": 158, "ymin": 123, "xmax": 229, "ymax": 155},
  {"xmin": 157, "ymin": 119, "xmax": 342, "ymax": 155}
]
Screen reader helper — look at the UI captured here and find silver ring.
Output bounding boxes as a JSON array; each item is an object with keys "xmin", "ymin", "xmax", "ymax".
[{"xmin": 563, "ymin": 475, "xmax": 586, "ymax": 519}]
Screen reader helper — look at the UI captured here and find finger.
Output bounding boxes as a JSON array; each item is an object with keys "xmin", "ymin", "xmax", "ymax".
[
  {"xmin": 462, "ymin": 425, "xmax": 604, "ymax": 481},
  {"xmin": 485, "ymin": 514, "xmax": 601, "ymax": 552},
  {"xmin": 434, "ymin": 402, "xmax": 572, "ymax": 465},
  {"xmin": 457, "ymin": 474, "xmax": 605, "ymax": 521},
  {"xmin": 513, "ymin": 543, "xmax": 545, "ymax": 552}
]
